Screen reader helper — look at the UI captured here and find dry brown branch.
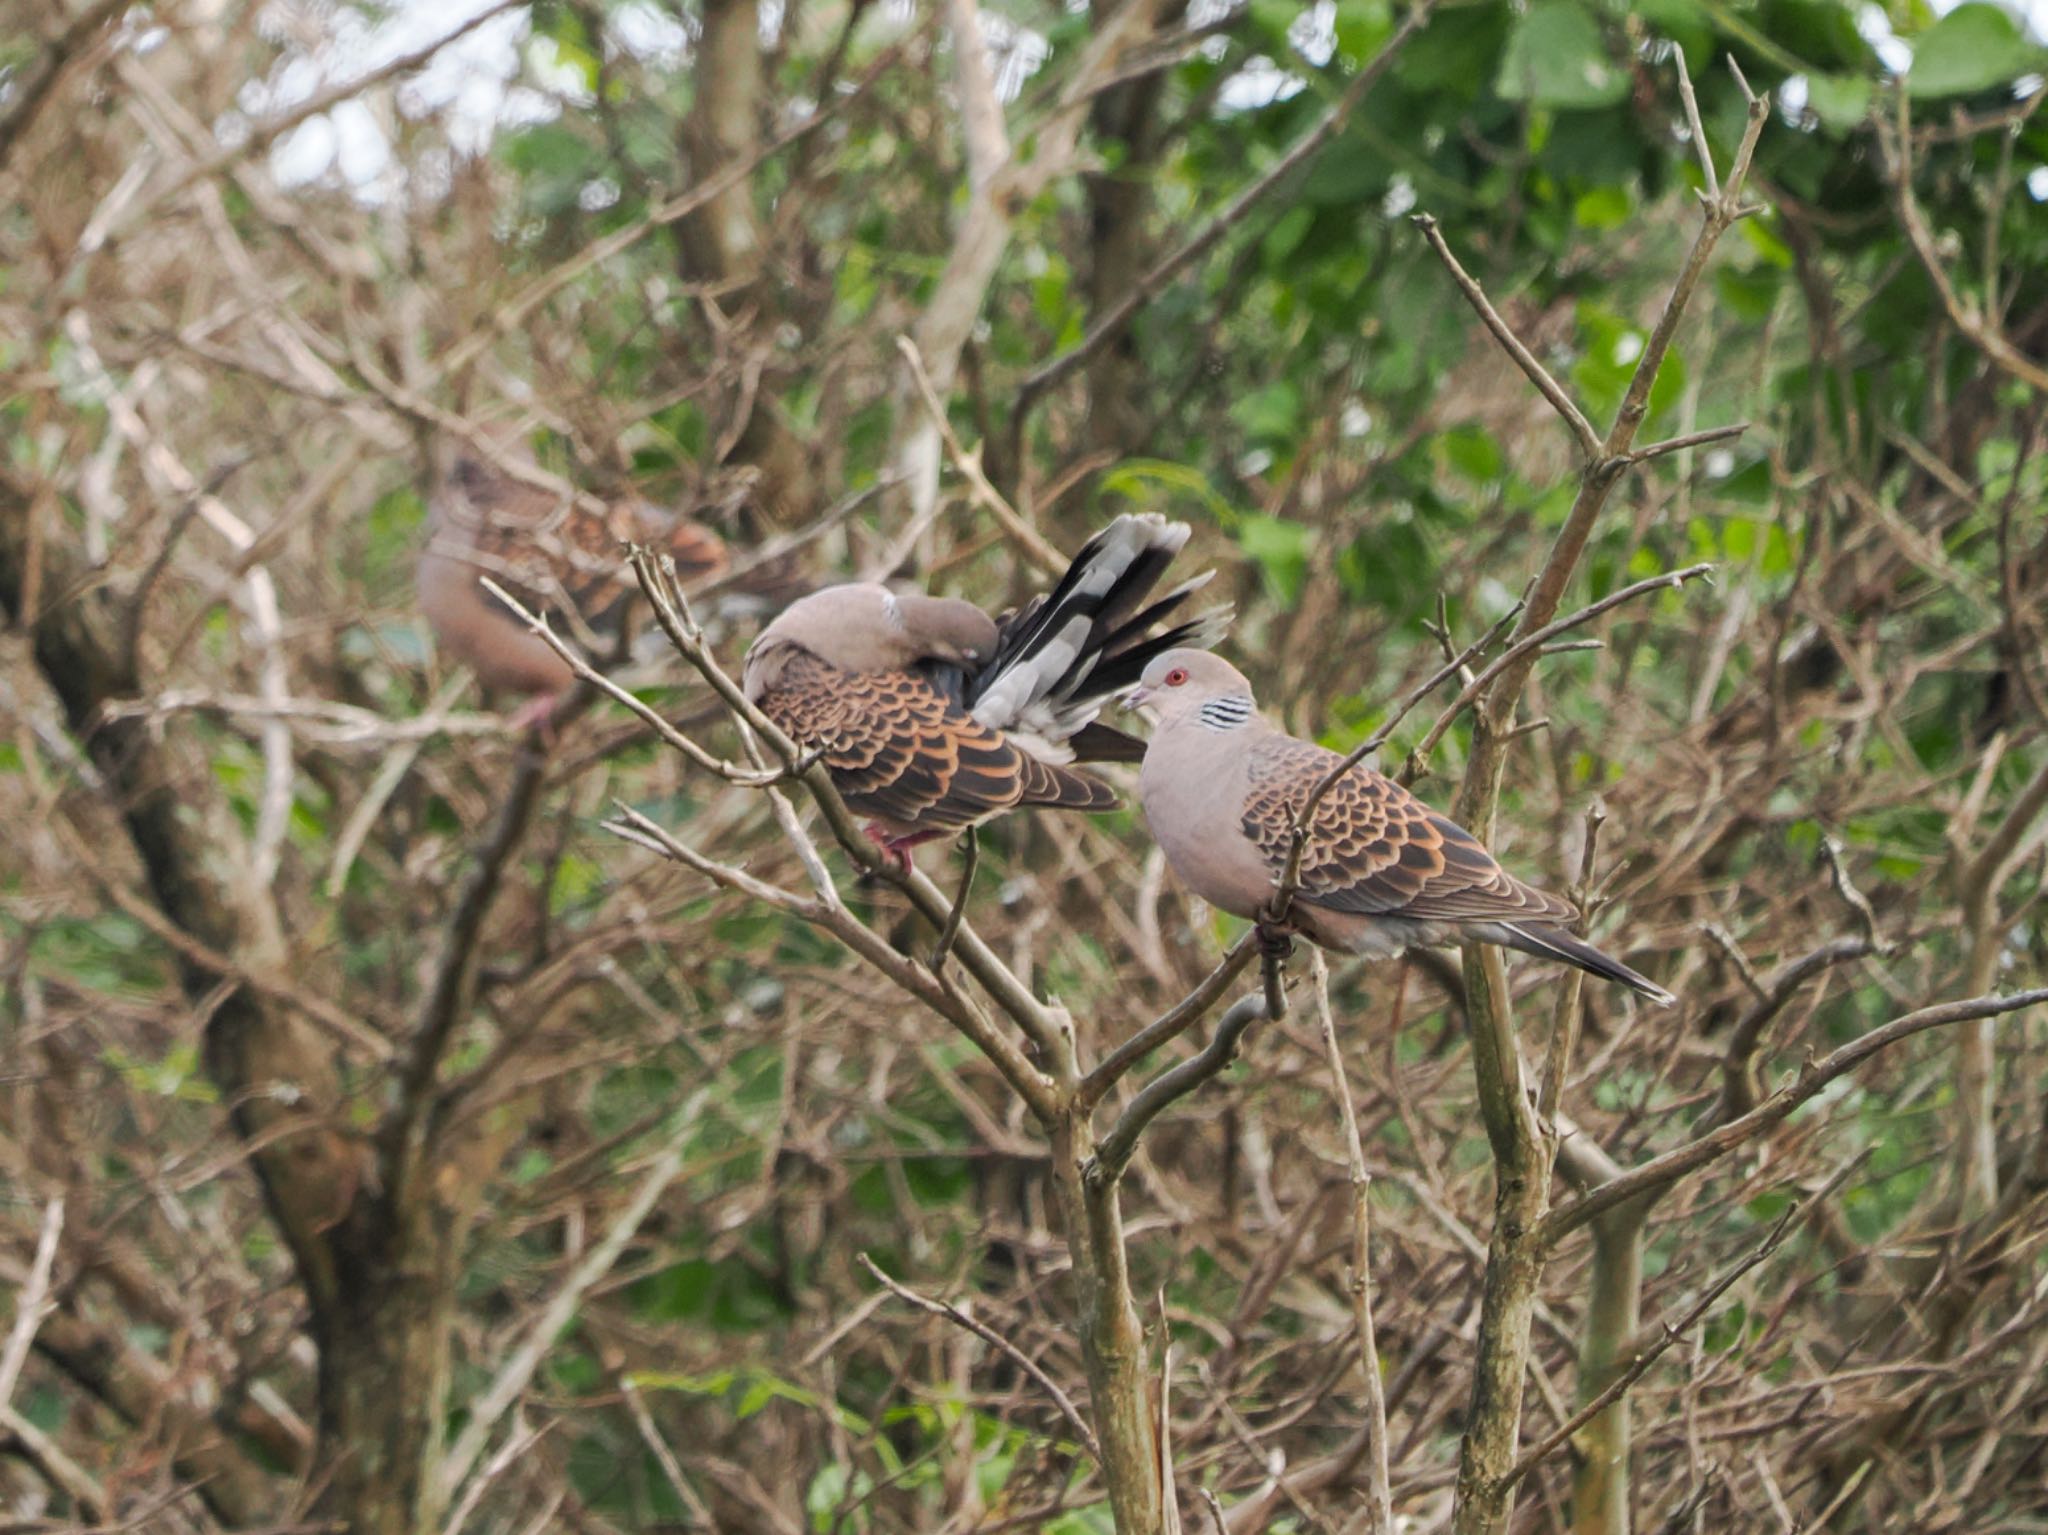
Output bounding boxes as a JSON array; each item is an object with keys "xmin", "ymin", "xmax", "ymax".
[
  {"xmin": 0, "ymin": 1197, "xmax": 63, "ymax": 1410},
  {"xmin": 1432, "ymin": 57, "xmax": 1769, "ymax": 1535},
  {"xmin": 1089, "ymin": 991, "xmax": 1272, "ymax": 1184},
  {"xmin": 1312, "ymin": 951, "xmax": 1392, "ymax": 1534},
  {"xmin": 1411, "ymin": 216, "xmax": 1602, "ymax": 459},
  {"xmin": 1016, "ymin": 0, "xmax": 1438, "ymax": 418},
  {"xmin": 859, "ymin": 1252, "xmax": 1102, "ymax": 1462},
  {"xmin": 1508, "ymin": 1150, "xmax": 1870, "ymax": 1491},
  {"xmin": 434, "ymin": 1106, "xmax": 703, "ymax": 1513},
  {"xmin": 1547, "ymin": 987, "xmax": 2048, "ymax": 1242},
  {"xmin": 1079, "ymin": 933, "xmax": 1262, "ymax": 1110}
]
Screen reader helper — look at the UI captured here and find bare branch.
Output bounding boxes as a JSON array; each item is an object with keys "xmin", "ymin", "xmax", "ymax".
[
  {"xmin": 479, "ymin": 576, "xmax": 794, "ymax": 786},
  {"xmin": 1625, "ymin": 421, "xmax": 1750, "ymax": 465},
  {"xmin": 1404, "ymin": 564, "xmax": 1714, "ymax": 780},
  {"xmin": 1017, "ymin": 1, "xmax": 1437, "ymax": 416},
  {"xmin": 1089, "ymin": 993, "xmax": 1270, "ymax": 1185},
  {"xmin": 1079, "ymin": 932, "xmax": 1262, "ymax": 1110},
  {"xmin": 0, "ymin": 1197, "xmax": 64, "ymax": 1410},
  {"xmin": 1546, "ymin": 988, "xmax": 2048, "ymax": 1243},
  {"xmin": 1508, "ymin": 1151, "xmax": 1869, "ymax": 1490},
  {"xmin": 1818, "ymin": 834, "xmax": 1888, "ymax": 954},
  {"xmin": 1311, "ymin": 951, "xmax": 1392, "ymax": 1534},
  {"xmin": 1669, "ymin": 43, "xmax": 1719, "ymax": 200},
  {"xmin": 1411, "ymin": 214, "xmax": 1603, "ymax": 461},
  {"xmin": 1711, "ymin": 935, "xmax": 1876, "ymax": 1125},
  {"xmin": 859, "ymin": 1253, "xmax": 1102, "ymax": 1462}
]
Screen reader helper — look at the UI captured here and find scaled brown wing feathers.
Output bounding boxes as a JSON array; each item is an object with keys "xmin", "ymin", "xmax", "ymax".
[
  {"xmin": 438, "ymin": 447, "xmax": 726, "ymax": 624},
  {"xmin": 759, "ymin": 652, "xmax": 1116, "ymax": 830},
  {"xmin": 1242, "ymin": 736, "xmax": 1575, "ymax": 925}
]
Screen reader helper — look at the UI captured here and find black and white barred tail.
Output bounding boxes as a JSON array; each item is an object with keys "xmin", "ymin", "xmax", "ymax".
[{"xmin": 967, "ymin": 514, "xmax": 1230, "ymax": 762}]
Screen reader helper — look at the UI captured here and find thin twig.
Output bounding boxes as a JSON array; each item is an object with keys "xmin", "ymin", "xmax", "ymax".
[
  {"xmin": 1311, "ymin": 952, "xmax": 1392, "ymax": 1533},
  {"xmin": 1080, "ymin": 933, "xmax": 1261, "ymax": 1110},
  {"xmin": 1404, "ymin": 564, "xmax": 1714, "ymax": 776},
  {"xmin": 894, "ymin": 336, "xmax": 1064, "ymax": 573},
  {"xmin": 0, "ymin": 1197, "xmax": 64, "ymax": 1409},
  {"xmin": 1819, "ymin": 835, "xmax": 1888, "ymax": 954},
  {"xmin": 1626, "ymin": 421, "xmax": 1751, "ymax": 464},
  {"xmin": 1410, "ymin": 214, "xmax": 1602, "ymax": 460},
  {"xmin": 435, "ymin": 1106, "xmax": 704, "ymax": 1508},
  {"xmin": 1506, "ymin": 1150, "xmax": 1870, "ymax": 1489},
  {"xmin": 1671, "ymin": 42, "xmax": 1720, "ymax": 201},
  {"xmin": 1545, "ymin": 988, "xmax": 2048, "ymax": 1242},
  {"xmin": 480, "ymin": 576, "xmax": 793, "ymax": 786},
  {"xmin": 859, "ymin": 1253, "xmax": 1102, "ymax": 1462},
  {"xmin": 1016, "ymin": 0, "xmax": 1436, "ymax": 416},
  {"xmin": 1089, "ymin": 994, "xmax": 1269, "ymax": 1185},
  {"xmin": 1537, "ymin": 805, "xmax": 1604, "ymax": 1123}
]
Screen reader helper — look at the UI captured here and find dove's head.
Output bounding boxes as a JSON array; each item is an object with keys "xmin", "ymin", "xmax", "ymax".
[
  {"xmin": 744, "ymin": 583, "xmax": 997, "ymax": 697},
  {"xmin": 1127, "ymin": 648, "xmax": 1258, "ymax": 727}
]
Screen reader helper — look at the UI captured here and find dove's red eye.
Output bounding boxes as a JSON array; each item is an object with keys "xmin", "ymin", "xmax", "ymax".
[{"xmin": 1164, "ymin": 667, "xmax": 1189, "ymax": 687}]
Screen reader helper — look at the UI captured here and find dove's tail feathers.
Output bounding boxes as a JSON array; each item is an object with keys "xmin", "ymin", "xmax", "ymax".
[
  {"xmin": 1486, "ymin": 922, "xmax": 1677, "ymax": 1006},
  {"xmin": 968, "ymin": 515, "xmax": 1227, "ymax": 756}
]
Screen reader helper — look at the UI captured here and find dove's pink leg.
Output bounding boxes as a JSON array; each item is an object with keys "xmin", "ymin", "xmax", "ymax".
[{"xmin": 504, "ymin": 690, "xmax": 565, "ymax": 743}]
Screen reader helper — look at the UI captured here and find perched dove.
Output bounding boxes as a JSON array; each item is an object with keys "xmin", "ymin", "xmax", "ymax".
[
  {"xmin": 743, "ymin": 515, "xmax": 1228, "ymax": 867},
  {"xmin": 1130, "ymin": 650, "xmax": 1674, "ymax": 1003},
  {"xmin": 417, "ymin": 430, "xmax": 728, "ymax": 732}
]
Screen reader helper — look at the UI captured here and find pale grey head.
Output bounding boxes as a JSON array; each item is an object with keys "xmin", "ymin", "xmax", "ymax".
[
  {"xmin": 1127, "ymin": 648, "xmax": 1259, "ymax": 730},
  {"xmin": 743, "ymin": 582, "xmax": 999, "ymax": 699}
]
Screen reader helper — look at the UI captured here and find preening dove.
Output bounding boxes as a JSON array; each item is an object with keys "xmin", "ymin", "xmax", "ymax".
[
  {"xmin": 744, "ymin": 515, "xmax": 1229, "ymax": 867},
  {"xmin": 417, "ymin": 430, "xmax": 728, "ymax": 732},
  {"xmin": 1131, "ymin": 650, "xmax": 1674, "ymax": 1004}
]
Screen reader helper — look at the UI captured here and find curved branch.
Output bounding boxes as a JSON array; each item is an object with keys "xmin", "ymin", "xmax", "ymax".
[
  {"xmin": 1078, "ymin": 932, "xmax": 1259, "ymax": 1111},
  {"xmin": 1545, "ymin": 988, "xmax": 2048, "ymax": 1244},
  {"xmin": 1087, "ymin": 992, "xmax": 1269, "ymax": 1185}
]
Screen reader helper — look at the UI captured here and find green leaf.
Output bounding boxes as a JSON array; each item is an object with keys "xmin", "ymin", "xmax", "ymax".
[
  {"xmin": 1496, "ymin": 1, "xmax": 1628, "ymax": 110},
  {"xmin": 1805, "ymin": 72, "xmax": 1871, "ymax": 131},
  {"xmin": 1440, "ymin": 425, "xmax": 1504, "ymax": 483},
  {"xmin": 1715, "ymin": 266, "xmax": 1781, "ymax": 322},
  {"xmin": 1248, "ymin": 0, "xmax": 1299, "ymax": 48},
  {"xmin": 1238, "ymin": 515, "xmax": 1314, "ymax": 605},
  {"xmin": 1334, "ymin": 0, "xmax": 1392, "ymax": 62},
  {"xmin": 1098, "ymin": 459, "xmax": 1236, "ymax": 523},
  {"xmin": 1261, "ymin": 205, "xmax": 1316, "ymax": 268},
  {"xmin": 1909, "ymin": 4, "xmax": 2039, "ymax": 98},
  {"xmin": 1230, "ymin": 381, "xmax": 1302, "ymax": 444},
  {"xmin": 1573, "ymin": 184, "xmax": 1632, "ymax": 231}
]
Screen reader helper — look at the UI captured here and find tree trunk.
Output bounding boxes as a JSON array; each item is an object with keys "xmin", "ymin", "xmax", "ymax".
[
  {"xmin": 1083, "ymin": 9, "xmax": 1179, "ymax": 461},
  {"xmin": 1571, "ymin": 1199, "xmax": 1651, "ymax": 1535},
  {"xmin": 1052, "ymin": 1119, "xmax": 1162, "ymax": 1535}
]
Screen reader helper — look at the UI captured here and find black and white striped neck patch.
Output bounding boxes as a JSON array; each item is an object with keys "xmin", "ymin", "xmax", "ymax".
[{"xmin": 1197, "ymin": 695, "xmax": 1254, "ymax": 731}]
